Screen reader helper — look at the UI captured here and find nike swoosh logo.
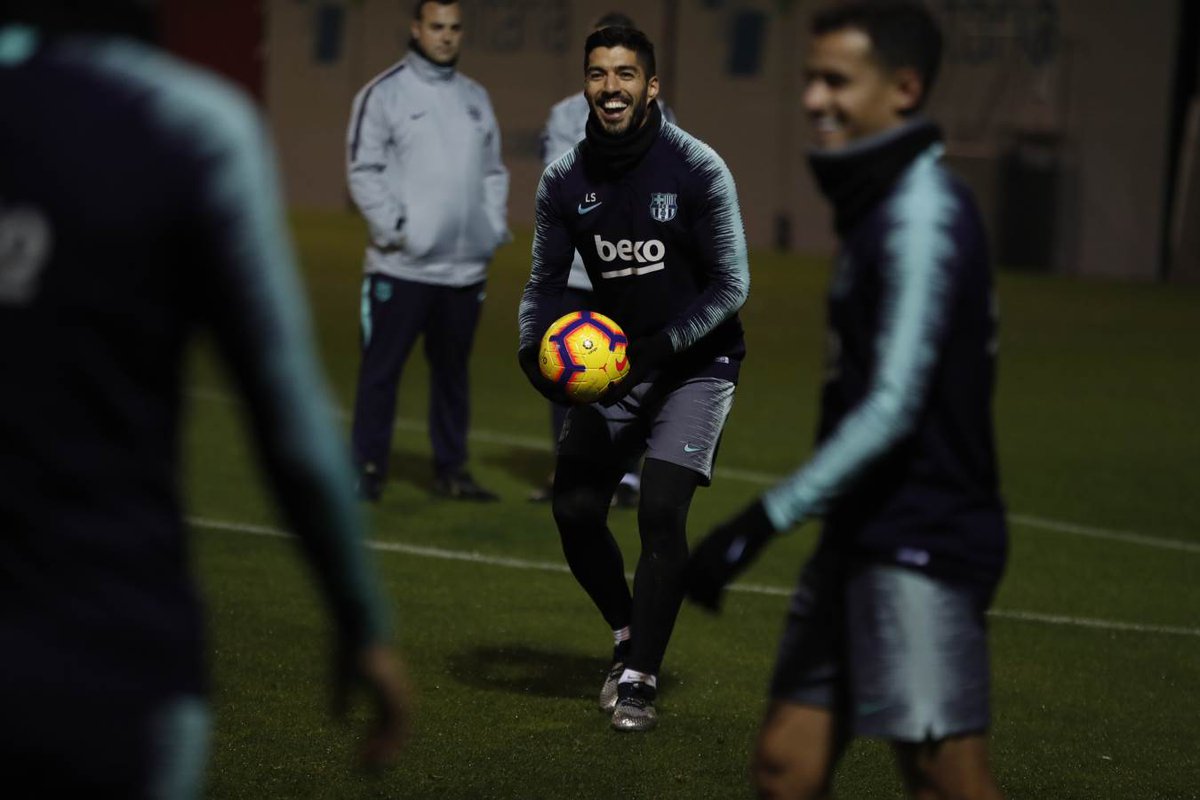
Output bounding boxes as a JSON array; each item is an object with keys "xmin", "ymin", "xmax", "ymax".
[
  {"xmin": 577, "ymin": 202, "xmax": 603, "ymax": 215},
  {"xmin": 410, "ymin": 111, "xmax": 427, "ymax": 120},
  {"xmin": 856, "ymin": 701, "xmax": 893, "ymax": 717},
  {"xmin": 683, "ymin": 444, "xmax": 705, "ymax": 453}
]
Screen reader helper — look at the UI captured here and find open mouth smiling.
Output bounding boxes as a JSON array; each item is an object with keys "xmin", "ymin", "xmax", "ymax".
[{"xmin": 598, "ymin": 96, "xmax": 631, "ymax": 122}]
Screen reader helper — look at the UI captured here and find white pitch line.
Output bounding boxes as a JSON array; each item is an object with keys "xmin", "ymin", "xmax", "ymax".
[
  {"xmin": 1006, "ymin": 513, "xmax": 1200, "ymax": 555},
  {"xmin": 189, "ymin": 516, "xmax": 1200, "ymax": 640},
  {"xmin": 986, "ymin": 609, "xmax": 1200, "ymax": 639},
  {"xmin": 185, "ymin": 388, "xmax": 1200, "ymax": 556},
  {"xmin": 194, "ymin": 516, "xmax": 573, "ymax": 574}
]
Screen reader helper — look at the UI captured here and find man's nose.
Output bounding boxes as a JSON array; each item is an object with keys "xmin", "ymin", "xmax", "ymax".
[{"xmin": 803, "ymin": 81, "xmax": 828, "ymax": 113}]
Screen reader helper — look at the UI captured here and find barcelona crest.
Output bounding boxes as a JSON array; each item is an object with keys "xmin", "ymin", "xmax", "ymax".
[{"xmin": 649, "ymin": 192, "xmax": 678, "ymax": 222}]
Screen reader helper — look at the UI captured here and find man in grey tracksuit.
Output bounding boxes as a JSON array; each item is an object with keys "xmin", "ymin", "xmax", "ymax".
[
  {"xmin": 347, "ymin": 0, "xmax": 509, "ymax": 502},
  {"xmin": 530, "ymin": 12, "xmax": 676, "ymax": 507}
]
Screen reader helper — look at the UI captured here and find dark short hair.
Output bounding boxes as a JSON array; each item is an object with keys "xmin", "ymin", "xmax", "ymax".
[
  {"xmin": 812, "ymin": 0, "xmax": 943, "ymax": 109},
  {"xmin": 413, "ymin": 0, "xmax": 456, "ymax": 20},
  {"xmin": 584, "ymin": 26, "xmax": 656, "ymax": 79},
  {"xmin": 592, "ymin": 11, "xmax": 636, "ymax": 30}
]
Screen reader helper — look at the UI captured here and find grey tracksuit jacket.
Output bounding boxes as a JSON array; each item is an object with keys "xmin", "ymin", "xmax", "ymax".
[
  {"xmin": 539, "ymin": 92, "xmax": 675, "ymax": 291},
  {"xmin": 347, "ymin": 49, "xmax": 509, "ymax": 287}
]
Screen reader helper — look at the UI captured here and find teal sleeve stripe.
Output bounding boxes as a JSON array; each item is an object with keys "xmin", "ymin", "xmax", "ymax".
[
  {"xmin": 0, "ymin": 24, "xmax": 38, "ymax": 65},
  {"xmin": 147, "ymin": 696, "xmax": 211, "ymax": 800},
  {"xmin": 663, "ymin": 126, "xmax": 750, "ymax": 352},
  {"xmin": 85, "ymin": 39, "xmax": 390, "ymax": 645},
  {"xmin": 360, "ymin": 276, "xmax": 373, "ymax": 348},
  {"xmin": 763, "ymin": 146, "xmax": 957, "ymax": 532},
  {"xmin": 519, "ymin": 155, "xmax": 575, "ymax": 349}
]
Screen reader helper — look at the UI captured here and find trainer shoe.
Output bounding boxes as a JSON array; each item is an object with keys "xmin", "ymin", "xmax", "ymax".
[
  {"xmin": 432, "ymin": 470, "xmax": 499, "ymax": 502},
  {"xmin": 598, "ymin": 658, "xmax": 625, "ymax": 713},
  {"xmin": 356, "ymin": 464, "xmax": 383, "ymax": 503},
  {"xmin": 611, "ymin": 681, "xmax": 657, "ymax": 732}
]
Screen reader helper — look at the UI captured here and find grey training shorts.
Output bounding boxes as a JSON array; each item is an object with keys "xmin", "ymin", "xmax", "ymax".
[
  {"xmin": 558, "ymin": 376, "xmax": 735, "ymax": 484},
  {"xmin": 769, "ymin": 550, "xmax": 992, "ymax": 742}
]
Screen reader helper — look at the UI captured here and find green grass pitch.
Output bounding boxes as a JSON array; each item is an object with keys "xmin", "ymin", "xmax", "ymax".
[{"xmin": 186, "ymin": 212, "xmax": 1200, "ymax": 798}]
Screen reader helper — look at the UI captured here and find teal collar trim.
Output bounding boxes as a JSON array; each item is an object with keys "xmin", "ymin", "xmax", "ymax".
[{"xmin": 0, "ymin": 25, "xmax": 39, "ymax": 66}]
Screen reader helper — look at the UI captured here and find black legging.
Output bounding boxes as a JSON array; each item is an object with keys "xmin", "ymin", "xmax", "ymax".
[{"xmin": 552, "ymin": 456, "xmax": 700, "ymax": 675}]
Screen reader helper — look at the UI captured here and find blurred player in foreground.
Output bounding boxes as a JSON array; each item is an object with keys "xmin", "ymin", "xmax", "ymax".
[
  {"xmin": 519, "ymin": 26, "xmax": 749, "ymax": 731},
  {"xmin": 686, "ymin": 2, "xmax": 1007, "ymax": 798},
  {"xmin": 0, "ymin": 1, "xmax": 408, "ymax": 795}
]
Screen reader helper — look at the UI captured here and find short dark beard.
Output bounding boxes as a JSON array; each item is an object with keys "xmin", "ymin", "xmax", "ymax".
[
  {"xmin": 624, "ymin": 98, "xmax": 651, "ymax": 134},
  {"xmin": 591, "ymin": 89, "xmax": 649, "ymax": 136}
]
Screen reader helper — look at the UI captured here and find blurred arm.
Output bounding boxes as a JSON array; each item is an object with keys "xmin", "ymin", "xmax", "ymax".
[
  {"xmin": 761, "ymin": 159, "xmax": 960, "ymax": 532},
  {"xmin": 199, "ymin": 91, "xmax": 389, "ymax": 653}
]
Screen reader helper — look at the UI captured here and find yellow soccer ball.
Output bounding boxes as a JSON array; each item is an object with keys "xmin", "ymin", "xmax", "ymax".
[{"xmin": 539, "ymin": 311, "xmax": 630, "ymax": 403}]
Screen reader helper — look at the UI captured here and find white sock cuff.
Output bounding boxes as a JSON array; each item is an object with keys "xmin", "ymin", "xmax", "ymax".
[{"xmin": 618, "ymin": 668, "xmax": 656, "ymax": 688}]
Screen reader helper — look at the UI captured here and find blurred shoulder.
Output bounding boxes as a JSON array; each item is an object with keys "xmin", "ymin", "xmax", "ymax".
[
  {"xmin": 549, "ymin": 92, "xmax": 587, "ymax": 121},
  {"xmin": 66, "ymin": 35, "xmax": 263, "ymax": 156}
]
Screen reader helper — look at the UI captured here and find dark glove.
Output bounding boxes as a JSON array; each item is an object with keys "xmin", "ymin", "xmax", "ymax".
[
  {"xmin": 519, "ymin": 345, "xmax": 568, "ymax": 404},
  {"xmin": 685, "ymin": 500, "xmax": 777, "ymax": 612},
  {"xmin": 599, "ymin": 330, "xmax": 674, "ymax": 407}
]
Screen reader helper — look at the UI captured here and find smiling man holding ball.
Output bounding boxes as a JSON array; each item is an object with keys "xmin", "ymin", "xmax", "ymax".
[{"xmin": 517, "ymin": 25, "xmax": 750, "ymax": 732}]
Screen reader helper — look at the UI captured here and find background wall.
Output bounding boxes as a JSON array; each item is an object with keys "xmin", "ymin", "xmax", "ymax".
[{"xmin": 261, "ymin": 0, "xmax": 1184, "ymax": 281}]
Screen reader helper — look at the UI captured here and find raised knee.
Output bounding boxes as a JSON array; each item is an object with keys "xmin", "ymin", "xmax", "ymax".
[
  {"xmin": 551, "ymin": 487, "xmax": 607, "ymax": 531},
  {"xmin": 753, "ymin": 734, "xmax": 831, "ymax": 800},
  {"xmin": 906, "ymin": 764, "xmax": 1002, "ymax": 800}
]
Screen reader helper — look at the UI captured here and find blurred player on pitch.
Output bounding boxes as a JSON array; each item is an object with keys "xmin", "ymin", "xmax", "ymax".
[
  {"xmin": 0, "ymin": 1, "xmax": 407, "ymax": 794},
  {"xmin": 519, "ymin": 25, "xmax": 750, "ymax": 731},
  {"xmin": 686, "ymin": 2, "xmax": 1007, "ymax": 798}
]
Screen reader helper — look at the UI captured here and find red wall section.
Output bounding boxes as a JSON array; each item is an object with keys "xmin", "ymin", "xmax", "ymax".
[{"xmin": 159, "ymin": 0, "xmax": 265, "ymax": 101}]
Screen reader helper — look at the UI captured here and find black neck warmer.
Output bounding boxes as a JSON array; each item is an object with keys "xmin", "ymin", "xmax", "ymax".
[
  {"xmin": 581, "ymin": 100, "xmax": 663, "ymax": 179},
  {"xmin": 808, "ymin": 118, "xmax": 942, "ymax": 236}
]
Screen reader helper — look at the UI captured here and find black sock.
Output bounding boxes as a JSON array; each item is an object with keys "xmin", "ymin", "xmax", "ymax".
[
  {"xmin": 613, "ymin": 638, "xmax": 632, "ymax": 662},
  {"xmin": 626, "ymin": 458, "xmax": 700, "ymax": 676}
]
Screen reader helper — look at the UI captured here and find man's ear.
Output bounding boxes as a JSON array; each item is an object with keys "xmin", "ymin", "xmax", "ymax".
[
  {"xmin": 891, "ymin": 66, "xmax": 925, "ymax": 115},
  {"xmin": 410, "ymin": 19, "xmax": 421, "ymax": 42},
  {"xmin": 647, "ymin": 75, "xmax": 660, "ymax": 104}
]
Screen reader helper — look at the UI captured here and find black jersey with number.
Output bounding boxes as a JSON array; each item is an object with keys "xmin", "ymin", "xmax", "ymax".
[{"xmin": 519, "ymin": 119, "xmax": 749, "ymax": 378}]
